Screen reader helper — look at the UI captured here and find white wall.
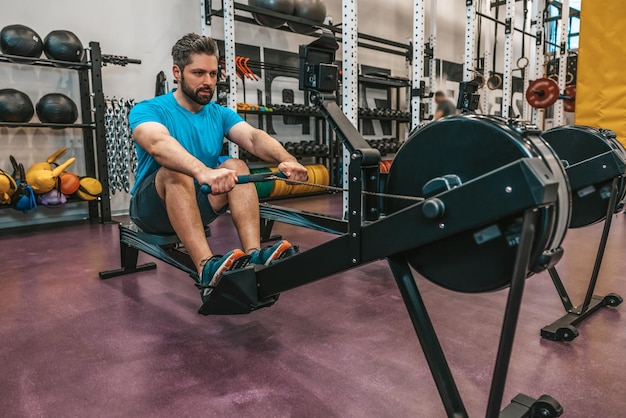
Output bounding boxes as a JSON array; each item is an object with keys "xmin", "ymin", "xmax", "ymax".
[{"xmin": 1, "ymin": 0, "xmax": 544, "ymax": 228}]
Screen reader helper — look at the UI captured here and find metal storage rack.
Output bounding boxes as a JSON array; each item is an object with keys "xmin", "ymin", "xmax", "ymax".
[{"xmin": 0, "ymin": 42, "xmax": 112, "ymax": 228}]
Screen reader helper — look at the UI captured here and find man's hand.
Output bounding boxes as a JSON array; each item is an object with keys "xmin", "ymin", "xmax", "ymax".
[
  {"xmin": 278, "ymin": 161, "xmax": 308, "ymax": 183},
  {"xmin": 197, "ymin": 167, "xmax": 238, "ymax": 195}
]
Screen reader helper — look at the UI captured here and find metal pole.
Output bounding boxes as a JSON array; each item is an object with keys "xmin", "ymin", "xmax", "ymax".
[
  {"xmin": 428, "ymin": 0, "xmax": 437, "ymax": 99},
  {"xmin": 530, "ymin": 0, "xmax": 545, "ymax": 126},
  {"xmin": 464, "ymin": 0, "xmax": 477, "ymax": 82},
  {"xmin": 342, "ymin": 0, "xmax": 358, "ymax": 218},
  {"xmin": 554, "ymin": 0, "xmax": 569, "ymax": 127},
  {"xmin": 581, "ymin": 177, "xmax": 620, "ymax": 313},
  {"xmin": 481, "ymin": 0, "xmax": 492, "ymax": 114},
  {"xmin": 411, "ymin": 0, "xmax": 424, "ymax": 130},
  {"xmin": 223, "ymin": 0, "xmax": 239, "ymax": 158},
  {"xmin": 201, "ymin": 0, "xmax": 210, "ymax": 36},
  {"xmin": 501, "ymin": 0, "xmax": 514, "ymax": 118},
  {"xmin": 387, "ymin": 255, "xmax": 468, "ymax": 418},
  {"xmin": 485, "ymin": 210, "xmax": 538, "ymax": 418}
]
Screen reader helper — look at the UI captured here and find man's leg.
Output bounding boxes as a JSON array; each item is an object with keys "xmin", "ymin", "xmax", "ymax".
[
  {"xmin": 208, "ymin": 158, "xmax": 261, "ymax": 254},
  {"xmin": 210, "ymin": 158, "xmax": 296, "ymax": 265},
  {"xmin": 154, "ymin": 167, "xmax": 216, "ymax": 274}
]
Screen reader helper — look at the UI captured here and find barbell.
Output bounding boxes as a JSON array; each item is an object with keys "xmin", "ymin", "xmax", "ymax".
[{"xmin": 525, "ymin": 77, "xmax": 576, "ymax": 112}]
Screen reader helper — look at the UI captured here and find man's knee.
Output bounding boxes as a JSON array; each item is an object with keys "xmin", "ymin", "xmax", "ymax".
[
  {"xmin": 156, "ymin": 167, "xmax": 194, "ymax": 186},
  {"xmin": 219, "ymin": 157, "xmax": 250, "ymax": 174},
  {"xmin": 155, "ymin": 167, "xmax": 196, "ymax": 200}
]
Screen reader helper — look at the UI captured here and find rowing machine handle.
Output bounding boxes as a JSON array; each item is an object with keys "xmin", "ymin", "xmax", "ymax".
[{"xmin": 200, "ymin": 171, "xmax": 287, "ymax": 194}]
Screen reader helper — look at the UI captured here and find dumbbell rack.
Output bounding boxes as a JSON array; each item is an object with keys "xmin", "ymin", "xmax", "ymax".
[{"xmin": 0, "ymin": 42, "xmax": 112, "ymax": 230}]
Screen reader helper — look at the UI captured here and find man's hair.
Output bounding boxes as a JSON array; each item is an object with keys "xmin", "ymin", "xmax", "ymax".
[
  {"xmin": 171, "ymin": 33, "xmax": 220, "ymax": 70},
  {"xmin": 434, "ymin": 91, "xmax": 445, "ymax": 98}
]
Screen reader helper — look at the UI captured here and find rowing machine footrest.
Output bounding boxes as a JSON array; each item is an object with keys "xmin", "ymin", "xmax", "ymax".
[{"xmin": 197, "ymin": 266, "xmax": 279, "ymax": 315}]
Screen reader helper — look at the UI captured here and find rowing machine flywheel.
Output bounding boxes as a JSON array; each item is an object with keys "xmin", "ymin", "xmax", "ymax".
[
  {"xmin": 541, "ymin": 126, "xmax": 626, "ymax": 228},
  {"xmin": 385, "ymin": 114, "xmax": 571, "ymax": 293}
]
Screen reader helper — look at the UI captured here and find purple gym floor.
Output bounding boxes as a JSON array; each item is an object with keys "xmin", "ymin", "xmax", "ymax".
[{"xmin": 1, "ymin": 194, "xmax": 625, "ymax": 417}]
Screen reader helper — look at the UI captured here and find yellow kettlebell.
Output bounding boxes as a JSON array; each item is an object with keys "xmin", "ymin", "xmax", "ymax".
[
  {"xmin": 0, "ymin": 168, "xmax": 17, "ymax": 204},
  {"xmin": 26, "ymin": 157, "xmax": 76, "ymax": 194}
]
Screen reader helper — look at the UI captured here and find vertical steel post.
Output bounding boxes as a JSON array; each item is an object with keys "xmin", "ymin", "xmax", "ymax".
[
  {"xmin": 502, "ymin": 0, "xmax": 515, "ymax": 118},
  {"xmin": 201, "ymin": 0, "xmax": 211, "ymax": 36},
  {"xmin": 464, "ymin": 0, "xmax": 477, "ymax": 82},
  {"xmin": 87, "ymin": 42, "xmax": 111, "ymax": 223},
  {"xmin": 428, "ymin": 0, "xmax": 437, "ymax": 104},
  {"xmin": 223, "ymin": 0, "xmax": 239, "ymax": 158},
  {"xmin": 480, "ymin": 0, "xmax": 492, "ymax": 114},
  {"xmin": 411, "ymin": 0, "xmax": 425, "ymax": 131},
  {"xmin": 342, "ymin": 0, "xmax": 358, "ymax": 218},
  {"xmin": 530, "ymin": 0, "xmax": 546, "ymax": 126},
  {"xmin": 554, "ymin": 0, "xmax": 569, "ymax": 127}
]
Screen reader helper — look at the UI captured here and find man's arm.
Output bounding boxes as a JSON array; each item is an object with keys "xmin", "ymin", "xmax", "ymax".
[
  {"xmin": 133, "ymin": 121, "xmax": 238, "ymax": 194},
  {"xmin": 227, "ymin": 122, "xmax": 308, "ymax": 181}
]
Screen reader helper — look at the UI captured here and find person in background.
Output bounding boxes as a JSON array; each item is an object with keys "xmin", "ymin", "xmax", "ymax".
[{"xmin": 433, "ymin": 90, "xmax": 457, "ymax": 120}]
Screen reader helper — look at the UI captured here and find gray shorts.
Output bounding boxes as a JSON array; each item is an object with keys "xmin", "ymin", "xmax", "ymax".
[{"xmin": 129, "ymin": 169, "xmax": 223, "ymax": 235}]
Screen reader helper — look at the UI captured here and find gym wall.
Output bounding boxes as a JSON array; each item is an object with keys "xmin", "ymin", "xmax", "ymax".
[{"xmin": 1, "ymin": 0, "xmax": 534, "ymax": 224}]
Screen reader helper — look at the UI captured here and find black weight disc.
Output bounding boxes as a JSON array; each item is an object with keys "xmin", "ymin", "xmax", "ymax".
[
  {"xmin": 542, "ymin": 126, "xmax": 626, "ymax": 228},
  {"xmin": 385, "ymin": 114, "xmax": 570, "ymax": 293}
]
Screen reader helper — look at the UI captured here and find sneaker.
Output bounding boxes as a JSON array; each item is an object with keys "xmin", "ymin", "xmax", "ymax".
[
  {"xmin": 198, "ymin": 249, "xmax": 250, "ymax": 301},
  {"xmin": 249, "ymin": 240, "xmax": 298, "ymax": 266}
]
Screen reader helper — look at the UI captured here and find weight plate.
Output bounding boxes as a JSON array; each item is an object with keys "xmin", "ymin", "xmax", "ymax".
[
  {"xmin": 526, "ymin": 77, "xmax": 560, "ymax": 109},
  {"xmin": 542, "ymin": 125, "xmax": 626, "ymax": 228},
  {"xmin": 563, "ymin": 85, "xmax": 576, "ymax": 113},
  {"xmin": 385, "ymin": 114, "xmax": 570, "ymax": 293},
  {"xmin": 269, "ymin": 167, "xmax": 286, "ymax": 197}
]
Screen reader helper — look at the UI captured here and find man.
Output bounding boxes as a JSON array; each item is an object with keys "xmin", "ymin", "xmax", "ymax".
[
  {"xmin": 129, "ymin": 33, "xmax": 308, "ymax": 303},
  {"xmin": 433, "ymin": 91, "xmax": 457, "ymax": 120}
]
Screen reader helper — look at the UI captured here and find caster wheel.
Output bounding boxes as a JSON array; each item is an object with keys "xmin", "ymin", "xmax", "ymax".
[
  {"xmin": 555, "ymin": 325, "xmax": 578, "ymax": 342},
  {"xmin": 531, "ymin": 395, "xmax": 563, "ymax": 417},
  {"xmin": 603, "ymin": 293, "xmax": 623, "ymax": 307}
]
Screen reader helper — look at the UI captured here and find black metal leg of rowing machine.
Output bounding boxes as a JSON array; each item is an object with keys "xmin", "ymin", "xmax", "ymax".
[
  {"xmin": 487, "ymin": 210, "xmax": 562, "ymax": 417},
  {"xmin": 260, "ymin": 217, "xmax": 282, "ymax": 243},
  {"xmin": 541, "ymin": 178, "xmax": 624, "ymax": 342},
  {"xmin": 389, "ymin": 210, "xmax": 561, "ymax": 418},
  {"xmin": 387, "ymin": 255, "xmax": 468, "ymax": 417},
  {"xmin": 99, "ymin": 226, "xmax": 157, "ymax": 280},
  {"xmin": 197, "ymin": 266, "xmax": 279, "ymax": 315}
]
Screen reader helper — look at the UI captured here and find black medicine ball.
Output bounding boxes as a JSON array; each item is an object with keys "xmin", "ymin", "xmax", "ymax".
[
  {"xmin": 0, "ymin": 88, "xmax": 35, "ymax": 123},
  {"xmin": 0, "ymin": 24, "xmax": 43, "ymax": 60},
  {"xmin": 36, "ymin": 93, "xmax": 78, "ymax": 124},
  {"xmin": 43, "ymin": 30, "xmax": 84, "ymax": 63}
]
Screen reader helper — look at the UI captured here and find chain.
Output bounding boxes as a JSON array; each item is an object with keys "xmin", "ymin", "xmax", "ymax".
[{"xmin": 268, "ymin": 176, "xmax": 425, "ymax": 202}]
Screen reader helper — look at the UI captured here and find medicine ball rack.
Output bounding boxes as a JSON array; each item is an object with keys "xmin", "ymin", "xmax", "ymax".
[{"xmin": 0, "ymin": 42, "xmax": 140, "ymax": 230}]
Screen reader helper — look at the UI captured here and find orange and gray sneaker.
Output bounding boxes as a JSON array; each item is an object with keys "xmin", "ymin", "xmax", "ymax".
[
  {"xmin": 249, "ymin": 240, "xmax": 298, "ymax": 266},
  {"xmin": 198, "ymin": 249, "xmax": 250, "ymax": 302}
]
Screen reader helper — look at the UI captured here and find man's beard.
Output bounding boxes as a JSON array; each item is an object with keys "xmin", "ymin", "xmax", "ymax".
[{"xmin": 180, "ymin": 73, "xmax": 213, "ymax": 105}]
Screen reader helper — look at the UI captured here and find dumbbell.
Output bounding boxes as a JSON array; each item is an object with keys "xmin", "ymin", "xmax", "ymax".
[
  {"xmin": 303, "ymin": 141, "xmax": 315, "ymax": 156},
  {"xmin": 311, "ymin": 143, "xmax": 322, "ymax": 155},
  {"xmin": 294, "ymin": 141, "xmax": 305, "ymax": 157},
  {"xmin": 284, "ymin": 141, "xmax": 296, "ymax": 155}
]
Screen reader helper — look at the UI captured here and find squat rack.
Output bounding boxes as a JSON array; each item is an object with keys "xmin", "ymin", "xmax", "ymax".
[
  {"xmin": 201, "ymin": 0, "xmax": 421, "ymax": 219},
  {"xmin": 464, "ymin": 0, "xmax": 572, "ymax": 124}
]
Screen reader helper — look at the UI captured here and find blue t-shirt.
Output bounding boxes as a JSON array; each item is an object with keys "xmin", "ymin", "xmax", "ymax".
[{"xmin": 128, "ymin": 92, "xmax": 243, "ymax": 194}]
